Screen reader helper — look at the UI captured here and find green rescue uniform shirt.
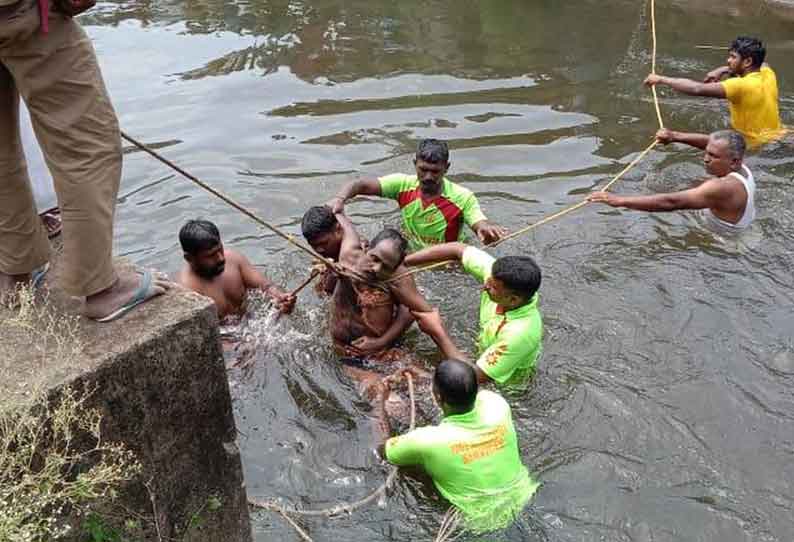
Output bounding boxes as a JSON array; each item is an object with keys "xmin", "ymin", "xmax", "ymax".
[
  {"xmin": 379, "ymin": 174, "xmax": 487, "ymax": 251},
  {"xmin": 462, "ymin": 246, "xmax": 543, "ymax": 388},
  {"xmin": 385, "ymin": 390, "xmax": 539, "ymax": 532}
]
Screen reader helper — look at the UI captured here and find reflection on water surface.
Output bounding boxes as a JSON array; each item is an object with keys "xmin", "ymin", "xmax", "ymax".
[{"xmin": 80, "ymin": 1, "xmax": 794, "ymax": 540}]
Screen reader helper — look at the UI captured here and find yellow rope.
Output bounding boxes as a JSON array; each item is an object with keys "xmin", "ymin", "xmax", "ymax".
[
  {"xmin": 489, "ymin": 138, "xmax": 657, "ymax": 247},
  {"xmin": 475, "ymin": 0, "xmax": 663, "ymax": 250},
  {"xmin": 250, "ymin": 372, "xmax": 417, "ymax": 519},
  {"xmin": 650, "ymin": 0, "xmax": 664, "ymax": 129}
]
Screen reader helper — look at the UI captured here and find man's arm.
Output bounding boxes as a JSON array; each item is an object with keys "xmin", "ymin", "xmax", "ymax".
[
  {"xmin": 471, "ymin": 220, "xmax": 508, "ymax": 245},
  {"xmin": 656, "ymin": 128, "xmax": 710, "ymax": 150},
  {"xmin": 334, "ymin": 212, "xmax": 365, "ymax": 263},
  {"xmin": 351, "ymin": 305, "xmax": 415, "ymax": 355},
  {"xmin": 237, "ymin": 252, "xmax": 296, "ymax": 314},
  {"xmin": 403, "ymin": 242, "xmax": 467, "ymax": 268},
  {"xmin": 588, "ymin": 179, "xmax": 730, "ymax": 213},
  {"xmin": 328, "ymin": 178, "xmax": 383, "ymax": 214},
  {"xmin": 389, "ymin": 276, "xmax": 467, "ymax": 361},
  {"xmin": 410, "ymin": 309, "xmax": 489, "ymax": 383},
  {"xmin": 645, "ymin": 73, "xmax": 726, "ymax": 99},
  {"xmin": 703, "ymin": 65, "xmax": 732, "ymax": 83}
]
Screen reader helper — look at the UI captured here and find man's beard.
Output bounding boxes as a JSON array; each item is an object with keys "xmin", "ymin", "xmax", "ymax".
[{"xmin": 196, "ymin": 262, "xmax": 225, "ymax": 279}]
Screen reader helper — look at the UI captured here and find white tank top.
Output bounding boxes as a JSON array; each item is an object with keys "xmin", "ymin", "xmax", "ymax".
[{"xmin": 701, "ymin": 164, "xmax": 755, "ymax": 235}]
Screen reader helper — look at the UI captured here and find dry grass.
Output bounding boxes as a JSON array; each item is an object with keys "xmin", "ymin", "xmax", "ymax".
[{"xmin": 0, "ymin": 284, "xmax": 141, "ymax": 541}]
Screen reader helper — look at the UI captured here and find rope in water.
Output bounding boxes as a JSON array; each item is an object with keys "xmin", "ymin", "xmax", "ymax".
[
  {"xmin": 433, "ymin": 508, "xmax": 463, "ymax": 542},
  {"xmin": 249, "ymin": 373, "xmax": 416, "ymax": 531}
]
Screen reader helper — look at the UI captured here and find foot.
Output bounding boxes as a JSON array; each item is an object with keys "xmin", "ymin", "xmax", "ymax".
[
  {"xmin": 39, "ymin": 207, "xmax": 62, "ymax": 239},
  {"xmin": 84, "ymin": 269, "xmax": 172, "ymax": 322}
]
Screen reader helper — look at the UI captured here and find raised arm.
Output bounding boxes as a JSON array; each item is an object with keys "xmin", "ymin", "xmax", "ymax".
[
  {"xmin": 404, "ymin": 242, "xmax": 467, "ymax": 267},
  {"xmin": 328, "ymin": 178, "xmax": 382, "ymax": 213},
  {"xmin": 656, "ymin": 128, "xmax": 710, "ymax": 150},
  {"xmin": 588, "ymin": 178, "xmax": 730, "ymax": 213},
  {"xmin": 644, "ymin": 73, "xmax": 726, "ymax": 99},
  {"xmin": 334, "ymin": 211, "xmax": 365, "ymax": 263}
]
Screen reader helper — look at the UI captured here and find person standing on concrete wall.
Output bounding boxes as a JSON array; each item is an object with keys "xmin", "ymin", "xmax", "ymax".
[
  {"xmin": 0, "ymin": 0, "xmax": 169, "ymax": 320},
  {"xmin": 644, "ymin": 36, "xmax": 785, "ymax": 147}
]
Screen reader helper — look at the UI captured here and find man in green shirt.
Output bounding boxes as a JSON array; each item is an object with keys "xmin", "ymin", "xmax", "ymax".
[
  {"xmin": 379, "ymin": 359, "xmax": 540, "ymax": 533},
  {"xmin": 405, "ymin": 243, "xmax": 543, "ymax": 389},
  {"xmin": 327, "ymin": 139, "xmax": 506, "ymax": 250}
]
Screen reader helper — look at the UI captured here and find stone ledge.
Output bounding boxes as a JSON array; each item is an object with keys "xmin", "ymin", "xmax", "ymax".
[{"xmin": 0, "ymin": 249, "xmax": 252, "ymax": 542}]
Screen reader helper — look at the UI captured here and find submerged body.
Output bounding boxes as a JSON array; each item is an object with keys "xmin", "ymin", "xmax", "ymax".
[{"xmin": 332, "ymin": 278, "xmax": 397, "ymax": 357}]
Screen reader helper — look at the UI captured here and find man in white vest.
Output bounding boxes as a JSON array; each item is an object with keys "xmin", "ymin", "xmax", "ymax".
[{"xmin": 588, "ymin": 130, "xmax": 755, "ymax": 236}]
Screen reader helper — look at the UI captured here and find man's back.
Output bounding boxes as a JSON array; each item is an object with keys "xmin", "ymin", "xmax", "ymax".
[{"xmin": 386, "ymin": 390, "xmax": 539, "ymax": 530}]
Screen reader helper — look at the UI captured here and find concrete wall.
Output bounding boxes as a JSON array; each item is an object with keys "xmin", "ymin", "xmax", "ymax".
[{"xmin": 0, "ymin": 256, "xmax": 251, "ymax": 541}]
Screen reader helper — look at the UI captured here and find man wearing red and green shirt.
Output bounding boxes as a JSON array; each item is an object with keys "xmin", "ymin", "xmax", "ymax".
[
  {"xmin": 328, "ymin": 139, "xmax": 506, "ymax": 251},
  {"xmin": 405, "ymin": 242, "xmax": 543, "ymax": 389}
]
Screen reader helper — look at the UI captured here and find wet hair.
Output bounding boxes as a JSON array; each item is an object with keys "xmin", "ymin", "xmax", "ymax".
[
  {"xmin": 416, "ymin": 138, "xmax": 449, "ymax": 164},
  {"xmin": 711, "ymin": 130, "xmax": 746, "ymax": 160},
  {"xmin": 434, "ymin": 359, "xmax": 478, "ymax": 414},
  {"xmin": 730, "ymin": 36, "xmax": 765, "ymax": 68},
  {"xmin": 370, "ymin": 228, "xmax": 408, "ymax": 266},
  {"xmin": 492, "ymin": 256, "xmax": 542, "ymax": 301},
  {"xmin": 301, "ymin": 205, "xmax": 339, "ymax": 242},
  {"xmin": 179, "ymin": 219, "xmax": 221, "ymax": 255}
]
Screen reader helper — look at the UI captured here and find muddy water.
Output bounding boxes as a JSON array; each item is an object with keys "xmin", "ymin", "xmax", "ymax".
[{"xmin": 81, "ymin": 1, "xmax": 794, "ymax": 540}]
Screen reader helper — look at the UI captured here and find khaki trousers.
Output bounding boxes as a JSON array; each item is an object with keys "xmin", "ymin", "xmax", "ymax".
[{"xmin": 0, "ymin": 0, "xmax": 120, "ymax": 297}]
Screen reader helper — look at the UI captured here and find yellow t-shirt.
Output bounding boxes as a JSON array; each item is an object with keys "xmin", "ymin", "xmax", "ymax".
[{"xmin": 721, "ymin": 66, "xmax": 785, "ymax": 146}]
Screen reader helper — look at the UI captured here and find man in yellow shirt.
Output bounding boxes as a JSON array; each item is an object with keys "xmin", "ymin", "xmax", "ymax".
[{"xmin": 644, "ymin": 36, "xmax": 785, "ymax": 147}]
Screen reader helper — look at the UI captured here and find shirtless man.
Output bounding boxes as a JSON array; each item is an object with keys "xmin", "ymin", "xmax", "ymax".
[
  {"xmin": 330, "ymin": 214, "xmax": 463, "ymax": 363},
  {"xmin": 328, "ymin": 215, "xmax": 463, "ymax": 429},
  {"xmin": 302, "ymin": 205, "xmax": 415, "ymax": 356},
  {"xmin": 588, "ymin": 130, "xmax": 755, "ymax": 236},
  {"xmin": 176, "ymin": 219, "xmax": 295, "ymax": 319}
]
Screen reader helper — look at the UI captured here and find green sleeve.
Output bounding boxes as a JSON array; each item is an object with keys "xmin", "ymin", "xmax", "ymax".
[
  {"xmin": 379, "ymin": 174, "xmax": 412, "ymax": 200},
  {"xmin": 461, "ymin": 246, "xmax": 495, "ymax": 284},
  {"xmin": 462, "ymin": 192, "xmax": 487, "ymax": 227},
  {"xmin": 385, "ymin": 428, "xmax": 429, "ymax": 466},
  {"xmin": 476, "ymin": 337, "xmax": 530, "ymax": 385}
]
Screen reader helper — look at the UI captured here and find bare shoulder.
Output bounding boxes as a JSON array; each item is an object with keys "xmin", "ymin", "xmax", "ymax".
[
  {"xmin": 224, "ymin": 248, "xmax": 244, "ymax": 262},
  {"xmin": 700, "ymin": 176, "xmax": 738, "ymax": 193},
  {"xmin": 176, "ymin": 265, "xmax": 200, "ymax": 289},
  {"xmin": 224, "ymin": 248, "xmax": 252, "ymax": 270},
  {"xmin": 388, "ymin": 265, "xmax": 419, "ymax": 297}
]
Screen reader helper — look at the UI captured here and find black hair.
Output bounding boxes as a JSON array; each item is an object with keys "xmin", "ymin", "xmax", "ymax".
[
  {"xmin": 370, "ymin": 228, "xmax": 408, "ymax": 266},
  {"xmin": 492, "ymin": 256, "xmax": 542, "ymax": 301},
  {"xmin": 711, "ymin": 130, "xmax": 746, "ymax": 160},
  {"xmin": 730, "ymin": 36, "xmax": 765, "ymax": 68},
  {"xmin": 416, "ymin": 138, "xmax": 449, "ymax": 164},
  {"xmin": 301, "ymin": 205, "xmax": 339, "ymax": 242},
  {"xmin": 434, "ymin": 359, "xmax": 478, "ymax": 414},
  {"xmin": 179, "ymin": 219, "xmax": 221, "ymax": 255}
]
